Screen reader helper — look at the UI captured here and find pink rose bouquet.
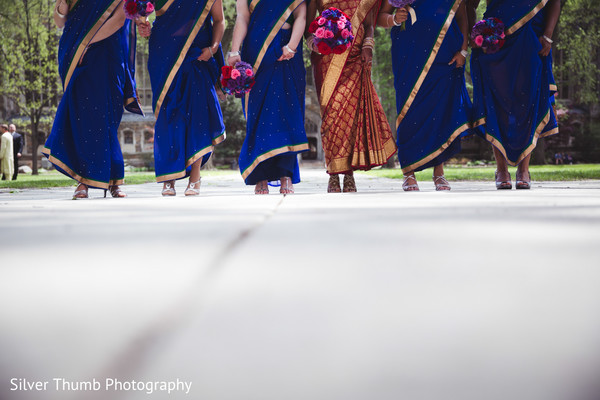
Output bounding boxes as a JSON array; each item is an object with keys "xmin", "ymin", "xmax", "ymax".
[{"xmin": 307, "ymin": 7, "xmax": 354, "ymax": 55}]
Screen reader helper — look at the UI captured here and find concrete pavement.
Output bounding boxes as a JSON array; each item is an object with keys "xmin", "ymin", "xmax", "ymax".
[{"xmin": 1, "ymin": 170, "xmax": 600, "ymax": 400}]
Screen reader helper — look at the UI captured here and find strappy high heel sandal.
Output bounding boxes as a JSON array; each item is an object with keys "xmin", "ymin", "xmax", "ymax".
[
  {"xmin": 327, "ymin": 174, "xmax": 341, "ymax": 193},
  {"xmin": 433, "ymin": 175, "xmax": 451, "ymax": 191},
  {"xmin": 280, "ymin": 176, "xmax": 294, "ymax": 195},
  {"xmin": 105, "ymin": 185, "xmax": 127, "ymax": 198},
  {"xmin": 161, "ymin": 180, "xmax": 176, "ymax": 196},
  {"xmin": 402, "ymin": 174, "xmax": 419, "ymax": 192},
  {"xmin": 255, "ymin": 180, "xmax": 269, "ymax": 195},
  {"xmin": 72, "ymin": 183, "xmax": 89, "ymax": 200},
  {"xmin": 495, "ymin": 170, "xmax": 512, "ymax": 190},
  {"xmin": 184, "ymin": 177, "xmax": 201, "ymax": 196},
  {"xmin": 343, "ymin": 174, "xmax": 357, "ymax": 192},
  {"xmin": 515, "ymin": 170, "xmax": 531, "ymax": 190}
]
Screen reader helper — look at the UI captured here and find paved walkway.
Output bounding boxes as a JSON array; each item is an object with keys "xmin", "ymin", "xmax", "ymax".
[{"xmin": 1, "ymin": 171, "xmax": 600, "ymax": 400}]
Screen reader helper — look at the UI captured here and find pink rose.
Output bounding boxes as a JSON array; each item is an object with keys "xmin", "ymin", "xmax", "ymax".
[
  {"xmin": 339, "ymin": 15, "xmax": 347, "ymax": 23},
  {"xmin": 337, "ymin": 20, "xmax": 346, "ymax": 29},
  {"xmin": 475, "ymin": 35, "xmax": 484, "ymax": 47},
  {"xmin": 325, "ymin": 30, "xmax": 334, "ymax": 39},
  {"xmin": 318, "ymin": 17, "xmax": 326, "ymax": 25},
  {"xmin": 230, "ymin": 69, "xmax": 241, "ymax": 79},
  {"xmin": 146, "ymin": 2, "xmax": 154, "ymax": 13},
  {"xmin": 341, "ymin": 29, "xmax": 350, "ymax": 39},
  {"xmin": 500, "ymin": 32, "xmax": 505, "ymax": 39},
  {"xmin": 315, "ymin": 27, "xmax": 326, "ymax": 38},
  {"xmin": 245, "ymin": 69, "xmax": 253, "ymax": 77}
]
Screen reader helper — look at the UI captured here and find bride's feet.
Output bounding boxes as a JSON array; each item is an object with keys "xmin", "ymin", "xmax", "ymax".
[
  {"xmin": 280, "ymin": 176, "xmax": 294, "ymax": 195},
  {"xmin": 184, "ymin": 177, "xmax": 201, "ymax": 196},
  {"xmin": 72, "ymin": 183, "xmax": 88, "ymax": 199},
  {"xmin": 343, "ymin": 173, "xmax": 357, "ymax": 192},
  {"xmin": 255, "ymin": 180, "xmax": 269, "ymax": 195},
  {"xmin": 327, "ymin": 174, "xmax": 341, "ymax": 193},
  {"xmin": 161, "ymin": 180, "xmax": 176, "ymax": 196}
]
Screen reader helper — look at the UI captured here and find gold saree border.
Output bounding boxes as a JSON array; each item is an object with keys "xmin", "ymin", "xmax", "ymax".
[
  {"xmin": 155, "ymin": 132, "xmax": 225, "ymax": 182},
  {"xmin": 480, "ymin": 109, "xmax": 558, "ymax": 166},
  {"xmin": 244, "ymin": 0, "xmax": 305, "ymax": 117},
  {"xmin": 154, "ymin": 0, "xmax": 217, "ymax": 118},
  {"xmin": 42, "ymin": 147, "xmax": 123, "ymax": 189},
  {"xmin": 63, "ymin": 0, "xmax": 122, "ymax": 91},
  {"xmin": 506, "ymin": 0, "xmax": 548, "ymax": 35},
  {"xmin": 395, "ymin": 0, "xmax": 461, "ymax": 129},
  {"xmin": 249, "ymin": 0, "xmax": 261, "ymax": 14},
  {"xmin": 549, "ymin": 84, "xmax": 558, "ymax": 92},
  {"xmin": 241, "ymin": 143, "xmax": 309, "ymax": 180},
  {"xmin": 400, "ymin": 122, "xmax": 469, "ymax": 174},
  {"xmin": 327, "ymin": 137, "xmax": 397, "ymax": 174},
  {"xmin": 319, "ymin": 0, "xmax": 379, "ymax": 110},
  {"xmin": 156, "ymin": 0, "xmax": 177, "ymax": 16}
]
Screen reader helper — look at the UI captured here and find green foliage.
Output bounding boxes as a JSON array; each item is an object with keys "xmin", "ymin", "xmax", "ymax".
[
  {"xmin": 0, "ymin": 0, "xmax": 61, "ymax": 174},
  {"xmin": 556, "ymin": 0, "xmax": 600, "ymax": 106},
  {"xmin": 362, "ymin": 164, "xmax": 600, "ymax": 181},
  {"xmin": 372, "ymin": 27, "xmax": 396, "ymax": 127},
  {"xmin": 212, "ymin": 95, "xmax": 246, "ymax": 167}
]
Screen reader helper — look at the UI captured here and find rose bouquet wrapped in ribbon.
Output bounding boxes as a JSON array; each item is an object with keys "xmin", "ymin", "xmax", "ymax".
[
  {"xmin": 124, "ymin": 0, "xmax": 155, "ymax": 20},
  {"xmin": 307, "ymin": 7, "xmax": 354, "ymax": 55},
  {"xmin": 220, "ymin": 62, "xmax": 255, "ymax": 98},
  {"xmin": 388, "ymin": 0, "xmax": 417, "ymax": 29},
  {"xmin": 471, "ymin": 17, "xmax": 506, "ymax": 54}
]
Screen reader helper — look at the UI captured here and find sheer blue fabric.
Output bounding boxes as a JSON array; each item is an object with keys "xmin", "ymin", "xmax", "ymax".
[
  {"xmin": 391, "ymin": 0, "xmax": 472, "ymax": 173},
  {"xmin": 470, "ymin": 0, "xmax": 558, "ymax": 165},
  {"xmin": 148, "ymin": 0, "xmax": 226, "ymax": 182},
  {"xmin": 44, "ymin": 0, "xmax": 143, "ymax": 189},
  {"xmin": 239, "ymin": 0, "xmax": 308, "ymax": 186}
]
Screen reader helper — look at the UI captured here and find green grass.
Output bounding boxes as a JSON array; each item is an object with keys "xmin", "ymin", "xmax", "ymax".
[
  {"xmin": 361, "ymin": 164, "xmax": 600, "ymax": 181},
  {"xmin": 0, "ymin": 170, "xmax": 237, "ymax": 189}
]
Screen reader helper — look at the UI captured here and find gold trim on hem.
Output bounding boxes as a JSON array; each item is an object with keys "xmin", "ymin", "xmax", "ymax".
[
  {"xmin": 400, "ymin": 122, "xmax": 469, "ymax": 174},
  {"xmin": 326, "ymin": 138, "xmax": 397, "ymax": 174},
  {"xmin": 63, "ymin": 0, "xmax": 123, "ymax": 91},
  {"xmin": 241, "ymin": 143, "xmax": 309, "ymax": 180},
  {"xmin": 42, "ymin": 147, "xmax": 119, "ymax": 189},
  {"xmin": 156, "ymin": 170, "xmax": 187, "ymax": 183},
  {"xmin": 154, "ymin": 0, "xmax": 217, "ymax": 118},
  {"xmin": 319, "ymin": 0, "xmax": 379, "ymax": 110},
  {"xmin": 484, "ymin": 109, "xmax": 557, "ymax": 166},
  {"xmin": 156, "ymin": 0, "xmax": 177, "ymax": 16},
  {"xmin": 506, "ymin": 0, "xmax": 548, "ymax": 35},
  {"xmin": 395, "ymin": 0, "xmax": 462, "ymax": 129}
]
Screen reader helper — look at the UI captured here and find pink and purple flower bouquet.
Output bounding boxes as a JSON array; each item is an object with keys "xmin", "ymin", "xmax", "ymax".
[
  {"xmin": 124, "ymin": 0, "xmax": 155, "ymax": 20},
  {"xmin": 471, "ymin": 17, "xmax": 506, "ymax": 54},
  {"xmin": 307, "ymin": 7, "xmax": 354, "ymax": 55},
  {"xmin": 220, "ymin": 62, "xmax": 255, "ymax": 98},
  {"xmin": 388, "ymin": 0, "xmax": 415, "ymax": 9}
]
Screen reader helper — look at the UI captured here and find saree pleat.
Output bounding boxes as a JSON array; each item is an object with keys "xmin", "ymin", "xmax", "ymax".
[
  {"xmin": 238, "ymin": 0, "xmax": 309, "ymax": 186},
  {"xmin": 43, "ymin": 1, "xmax": 143, "ymax": 189},
  {"xmin": 313, "ymin": 0, "xmax": 396, "ymax": 175},
  {"xmin": 148, "ymin": 0, "xmax": 226, "ymax": 182},
  {"xmin": 470, "ymin": 0, "xmax": 558, "ymax": 165},
  {"xmin": 392, "ymin": 0, "xmax": 472, "ymax": 174}
]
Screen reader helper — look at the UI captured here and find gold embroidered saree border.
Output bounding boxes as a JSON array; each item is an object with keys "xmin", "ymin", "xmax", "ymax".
[
  {"xmin": 63, "ymin": 0, "xmax": 123, "ymax": 92},
  {"xmin": 479, "ymin": 109, "xmax": 558, "ymax": 166},
  {"xmin": 326, "ymin": 137, "xmax": 397, "ymax": 174},
  {"xmin": 400, "ymin": 122, "xmax": 469, "ymax": 174},
  {"xmin": 506, "ymin": 0, "xmax": 548, "ymax": 35},
  {"xmin": 395, "ymin": 0, "xmax": 461, "ymax": 130},
  {"xmin": 249, "ymin": 0, "xmax": 261, "ymax": 14},
  {"xmin": 319, "ymin": 0, "xmax": 379, "ymax": 110},
  {"xmin": 244, "ymin": 0, "xmax": 305, "ymax": 117},
  {"xmin": 241, "ymin": 143, "xmax": 309, "ymax": 180},
  {"xmin": 154, "ymin": 0, "xmax": 217, "ymax": 118},
  {"xmin": 156, "ymin": 0, "xmax": 177, "ymax": 16},
  {"xmin": 42, "ymin": 147, "xmax": 123, "ymax": 189}
]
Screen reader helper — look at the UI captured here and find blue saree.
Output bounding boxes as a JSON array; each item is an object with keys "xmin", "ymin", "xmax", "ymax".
[
  {"xmin": 239, "ymin": 0, "xmax": 309, "ymax": 185},
  {"xmin": 470, "ymin": 0, "xmax": 558, "ymax": 165},
  {"xmin": 391, "ymin": 0, "xmax": 472, "ymax": 174},
  {"xmin": 149, "ymin": 0, "xmax": 226, "ymax": 182},
  {"xmin": 44, "ymin": 0, "xmax": 143, "ymax": 189}
]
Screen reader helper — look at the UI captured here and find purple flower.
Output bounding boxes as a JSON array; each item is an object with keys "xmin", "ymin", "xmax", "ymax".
[{"xmin": 388, "ymin": 0, "xmax": 415, "ymax": 9}]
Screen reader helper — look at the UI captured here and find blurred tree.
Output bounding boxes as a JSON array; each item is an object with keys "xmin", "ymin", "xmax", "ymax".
[{"xmin": 0, "ymin": 0, "xmax": 60, "ymax": 174}]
